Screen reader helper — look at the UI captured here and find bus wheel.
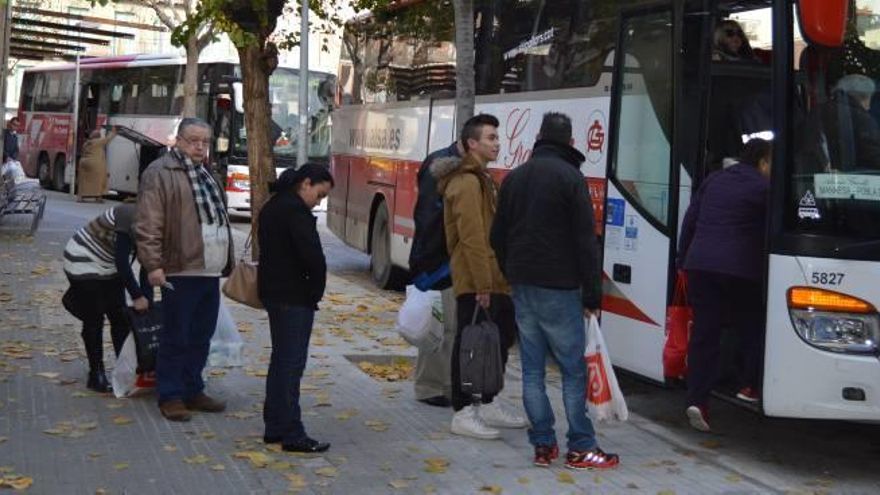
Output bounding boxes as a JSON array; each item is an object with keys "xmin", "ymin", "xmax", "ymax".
[
  {"xmin": 370, "ymin": 202, "xmax": 407, "ymax": 290},
  {"xmin": 53, "ymin": 155, "xmax": 68, "ymax": 192},
  {"xmin": 37, "ymin": 154, "xmax": 52, "ymax": 189}
]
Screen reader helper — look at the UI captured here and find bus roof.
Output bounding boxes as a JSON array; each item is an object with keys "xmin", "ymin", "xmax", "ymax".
[{"xmin": 22, "ymin": 53, "xmax": 332, "ymax": 78}]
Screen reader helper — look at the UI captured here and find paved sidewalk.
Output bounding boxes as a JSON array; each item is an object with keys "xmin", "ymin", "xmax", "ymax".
[{"xmin": 0, "ymin": 193, "xmax": 870, "ymax": 494}]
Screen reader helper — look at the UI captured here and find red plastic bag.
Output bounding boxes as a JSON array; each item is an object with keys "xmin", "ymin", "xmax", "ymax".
[{"xmin": 663, "ymin": 271, "xmax": 692, "ymax": 380}]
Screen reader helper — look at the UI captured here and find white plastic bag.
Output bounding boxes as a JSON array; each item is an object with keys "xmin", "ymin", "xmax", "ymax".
[
  {"xmin": 396, "ymin": 285, "xmax": 443, "ymax": 352},
  {"xmin": 0, "ymin": 159, "xmax": 24, "ymax": 184},
  {"xmin": 584, "ymin": 315, "xmax": 629, "ymax": 422},
  {"xmin": 209, "ymin": 300, "xmax": 243, "ymax": 367},
  {"xmin": 111, "ymin": 333, "xmax": 155, "ymax": 398}
]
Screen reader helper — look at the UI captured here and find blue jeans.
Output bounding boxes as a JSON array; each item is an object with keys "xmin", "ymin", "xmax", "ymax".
[
  {"xmin": 512, "ymin": 285, "xmax": 597, "ymax": 451},
  {"xmin": 157, "ymin": 277, "xmax": 220, "ymax": 404},
  {"xmin": 263, "ymin": 302, "xmax": 315, "ymax": 442}
]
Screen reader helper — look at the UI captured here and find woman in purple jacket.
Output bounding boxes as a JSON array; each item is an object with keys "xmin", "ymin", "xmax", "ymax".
[{"xmin": 677, "ymin": 138, "xmax": 771, "ymax": 432}]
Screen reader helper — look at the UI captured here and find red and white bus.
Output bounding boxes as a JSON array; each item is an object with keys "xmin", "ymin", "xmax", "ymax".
[
  {"xmin": 329, "ymin": 0, "xmax": 880, "ymax": 421},
  {"xmin": 15, "ymin": 54, "xmax": 334, "ymax": 213}
]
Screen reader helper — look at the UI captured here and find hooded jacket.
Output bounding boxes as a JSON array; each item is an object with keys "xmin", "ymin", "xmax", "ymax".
[
  {"xmin": 490, "ymin": 140, "xmax": 601, "ymax": 309},
  {"xmin": 431, "ymin": 153, "xmax": 509, "ymax": 297}
]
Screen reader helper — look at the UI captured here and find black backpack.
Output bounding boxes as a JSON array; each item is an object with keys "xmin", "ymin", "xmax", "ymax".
[
  {"xmin": 459, "ymin": 307, "xmax": 504, "ymax": 397},
  {"xmin": 408, "ymin": 152, "xmax": 452, "ymax": 290}
]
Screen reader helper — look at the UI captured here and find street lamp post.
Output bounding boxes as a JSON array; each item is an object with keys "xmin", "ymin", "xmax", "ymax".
[{"xmin": 296, "ymin": 1, "xmax": 309, "ymax": 167}]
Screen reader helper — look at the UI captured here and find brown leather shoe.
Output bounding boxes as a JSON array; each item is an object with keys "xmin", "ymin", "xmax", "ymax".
[
  {"xmin": 185, "ymin": 393, "xmax": 226, "ymax": 413},
  {"xmin": 159, "ymin": 400, "xmax": 192, "ymax": 422}
]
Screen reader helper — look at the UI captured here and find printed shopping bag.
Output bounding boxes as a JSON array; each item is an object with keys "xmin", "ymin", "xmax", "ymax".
[
  {"xmin": 127, "ymin": 303, "xmax": 162, "ymax": 373},
  {"xmin": 584, "ymin": 315, "xmax": 629, "ymax": 422},
  {"xmin": 663, "ymin": 271, "xmax": 692, "ymax": 380}
]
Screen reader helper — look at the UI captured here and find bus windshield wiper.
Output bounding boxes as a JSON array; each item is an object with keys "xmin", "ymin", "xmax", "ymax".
[{"xmin": 834, "ymin": 239, "xmax": 880, "ymax": 254}]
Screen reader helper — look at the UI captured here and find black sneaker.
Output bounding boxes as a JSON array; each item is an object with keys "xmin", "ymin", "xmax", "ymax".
[
  {"xmin": 282, "ymin": 437, "xmax": 330, "ymax": 453},
  {"xmin": 418, "ymin": 396, "xmax": 452, "ymax": 408}
]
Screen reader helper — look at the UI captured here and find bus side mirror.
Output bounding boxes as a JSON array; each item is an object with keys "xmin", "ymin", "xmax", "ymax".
[{"xmin": 798, "ymin": 0, "xmax": 848, "ymax": 47}]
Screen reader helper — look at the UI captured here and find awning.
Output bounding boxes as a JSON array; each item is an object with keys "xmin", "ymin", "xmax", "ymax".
[{"xmin": 7, "ymin": 6, "xmax": 166, "ymax": 61}]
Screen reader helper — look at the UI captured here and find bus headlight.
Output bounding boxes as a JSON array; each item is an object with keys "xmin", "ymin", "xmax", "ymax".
[
  {"xmin": 787, "ymin": 286, "xmax": 879, "ymax": 354},
  {"xmin": 790, "ymin": 310, "xmax": 879, "ymax": 354}
]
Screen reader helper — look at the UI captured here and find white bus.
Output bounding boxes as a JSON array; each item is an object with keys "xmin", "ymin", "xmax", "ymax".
[
  {"xmin": 16, "ymin": 54, "xmax": 334, "ymax": 212},
  {"xmin": 328, "ymin": 0, "xmax": 880, "ymax": 421}
]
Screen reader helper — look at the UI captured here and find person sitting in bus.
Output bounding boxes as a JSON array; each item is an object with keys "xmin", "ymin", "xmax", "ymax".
[
  {"xmin": 712, "ymin": 20, "xmax": 759, "ymax": 63},
  {"xmin": 77, "ymin": 126, "xmax": 117, "ymax": 203},
  {"xmin": 799, "ymin": 74, "xmax": 880, "ymax": 173},
  {"xmin": 677, "ymin": 138, "xmax": 771, "ymax": 433}
]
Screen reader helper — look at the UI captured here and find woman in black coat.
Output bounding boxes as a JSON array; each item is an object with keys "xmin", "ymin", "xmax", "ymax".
[
  {"xmin": 258, "ymin": 163, "xmax": 334, "ymax": 452},
  {"xmin": 677, "ymin": 138, "xmax": 771, "ymax": 433}
]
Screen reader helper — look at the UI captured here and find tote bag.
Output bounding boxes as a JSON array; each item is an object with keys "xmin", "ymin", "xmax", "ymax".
[{"xmin": 222, "ymin": 235, "xmax": 263, "ymax": 309}]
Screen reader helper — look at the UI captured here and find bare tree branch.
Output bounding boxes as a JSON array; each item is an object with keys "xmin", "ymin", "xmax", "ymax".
[
  {"xmin": 197, "ymin": 25, "xmax": 216, "ymax": 52},
  {"xmin": 142, "ymin": 0, "xmax": 177, "ymax": 30}
]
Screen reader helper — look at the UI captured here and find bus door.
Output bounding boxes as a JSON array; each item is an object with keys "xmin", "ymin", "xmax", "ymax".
[{"xmin": 602, "ymin": 5, "xmax": 677, "ymax": 381}]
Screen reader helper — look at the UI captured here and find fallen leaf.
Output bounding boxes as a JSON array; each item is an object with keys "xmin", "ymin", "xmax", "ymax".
[
  {"xmin": 699, "ymin": 440, "xmax": 721, "ymax": 449},
  {"xmin": 365, "ymin": 419, "xmax": 389, "ymax": 432},
  {"xmin": 35, "ymin": 372, "xmax": 60, "ymax": 379},
  {"xmin": 334, "ymin": 409, "xmax": 359, "ymax": 421},
  {"xmin": 184, "ymin": 454, "xmax": 211, "ymax": 464},
  {"xmin": 423, "ymin": 457, "xmax": 449, "ymax": 474},
  {"xmin": 225, "ymin": 411, "xmax": 256, "ymax": 420},
  {"xmin": 657, "ymin": 491, "xmax": 676, "ymax": 495},
  {"xmin": 112, "ymin": 415, "xmax": 133, "ymax": 426},
  {"xmin": 286, "ymin": 473, "xmax": 308, "ymax": 490},
  {"xmin": 210, "ymin": 464, "xmax": 226, "ymax": 471},
  {"xmin": 389, "ymin": 480, "xmax": 410, "ymax": 489},
  {"xmin": 517, "ymin": 477, "xmax": 530, "ymax": 485},
  {"xmin": 480, "ymin": 485, "xmax": 503, "ymax": 494},
  {"xmin": 163, "ymin": 445, "xmax": 178, "ymax": 452},
  {"xmin": 725, "ymin": 474, "xmax": 742, "ymax": 483},
  {"xmin": 0, "ymin": 437, "xmax": 6, "ymax": 444},
  {"xmin": 201, "ymin": 432, "xmax": 217, "ymax": 440},
  {"xmin": 114, "ymin": 462, "xmax": 130, "ymax": 471},
  {"xmin": 314, "ymin": 466, "xmax": 338, "ymax": 478},
  {"xmin": 557, "ymin": 472, "xmax": 575, "ymax": 484},
  {"xmin": 0, "ymin": 475, "xmax": 34, "ymax": 490},
  {"xmin": 233, "ymin": 451, "xmax": 273, "ymax": 468}
]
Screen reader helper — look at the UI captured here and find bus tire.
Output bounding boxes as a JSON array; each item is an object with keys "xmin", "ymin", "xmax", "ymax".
[
  {"xmin": 370, "ymin": 202, "xmax": 407, "ymax": 291},
  {"xmin": 53, "ymin": 155, "xmax": 67, "ymax": 192},
  {"xmin": 37, "ymin": 153, "xmax": 52, "ymax": 189}
]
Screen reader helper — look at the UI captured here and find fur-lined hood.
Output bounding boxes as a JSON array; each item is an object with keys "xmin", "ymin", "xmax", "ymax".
[{"xmin": 430, "ymin": 154, "xmax": 487, "ymax": 194}]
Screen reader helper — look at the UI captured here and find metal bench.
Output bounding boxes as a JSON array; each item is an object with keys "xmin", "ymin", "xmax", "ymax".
[{"xmin": 0, "ymin": 173, "xmax": 47, "ymax": 235}]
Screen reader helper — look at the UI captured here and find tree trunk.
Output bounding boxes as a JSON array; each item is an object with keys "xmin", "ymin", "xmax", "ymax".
[
  {"xmin": 237, "ymin": 43, "xmax": 276, "ymax": 260},
  {"xmin": 453, "ymin": 0, "xmax": 475, "ymax": 132},
  {"xmin": 183, "ymin": 37, "xmax": 200, "ymax": 118}
]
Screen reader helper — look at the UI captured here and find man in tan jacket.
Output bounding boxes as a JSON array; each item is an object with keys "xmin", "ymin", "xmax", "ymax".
[
  {"xmin": 432, "ymin": 114, "xmax": 528, "ymax": 440},
  {"xmin": 136, "ymin": 117, "xmax": 234, "ymax": 422}
]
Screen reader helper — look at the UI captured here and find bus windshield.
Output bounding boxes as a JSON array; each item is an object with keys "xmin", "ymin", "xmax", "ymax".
[
  {"xmin": 233, "ymin": 68, "xmax": 333, "ymax": 160},
  {"xmin": 789, "ymin": 1, "xmax": 880, "ymax": 243}
]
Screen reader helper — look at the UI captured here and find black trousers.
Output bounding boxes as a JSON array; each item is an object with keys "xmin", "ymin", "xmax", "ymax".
[
  {"xmin": 451, "ymin": 293, "xmax": 518, "ymax": 411},
  {"xmin": 686, "ymin": 270, "xmax": 765, "ymax": 407},
  {"xmin": 67, "ymin": 277, "xmax": 130, "ymax": 369}
]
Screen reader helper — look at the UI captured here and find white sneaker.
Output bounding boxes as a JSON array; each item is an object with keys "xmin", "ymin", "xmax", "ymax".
[
  {"xmin": 450, "ymin": 406, "xmax": 501, "ymax": 439},
  {"xmin": 479, "ymin": 401, "xmax": 529, "ymax": 429}
]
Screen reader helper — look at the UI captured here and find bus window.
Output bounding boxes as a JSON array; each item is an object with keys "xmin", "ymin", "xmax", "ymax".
[
  {"xmin": 611, "ymin": 10, "xmax": 673, "ymax": 227},
  {"xmin": 475, "ymin": 0, "xmax": 615, "ymax": 95},
  {"xmin": 20, "ymin": 73, "xmax": 37, "ymax": 112},
  {"xmin": 789, "ymin": 0, "xmax": 880, "ymax": 243}
]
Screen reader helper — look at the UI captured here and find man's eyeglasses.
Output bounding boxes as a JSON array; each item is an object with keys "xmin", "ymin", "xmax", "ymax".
[
  {"xmin": 177, "ymin": 134, "xmax": 211, "ymax": 148},
  {"xmin": 724, "ymin": 28, "xmax": 745, "ymax": 38}
]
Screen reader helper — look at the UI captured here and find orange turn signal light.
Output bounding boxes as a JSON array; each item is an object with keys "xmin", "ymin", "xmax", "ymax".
[{"xmin": 787, "ymin": 286, "xmax": 875, "ymax": 314}]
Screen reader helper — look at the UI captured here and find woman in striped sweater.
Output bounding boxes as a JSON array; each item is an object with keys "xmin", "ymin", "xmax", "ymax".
[{"xmin": 63, "ymin": 204, "xmax": 149, "ymax": 392}]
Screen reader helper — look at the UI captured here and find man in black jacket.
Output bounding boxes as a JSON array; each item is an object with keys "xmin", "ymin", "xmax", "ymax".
[
  {"xmin": 3, "ymin": 117, "xmax": 20, "ymax": 164},
  {"xmin": 409, "ymin": 139, "xmax": 463, "ymax": 408},
  {"xmin": 490, "ymin": 112, "xmax": 618, "ymax": 470}
]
